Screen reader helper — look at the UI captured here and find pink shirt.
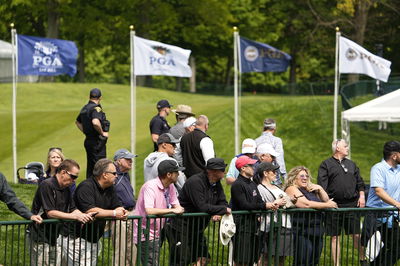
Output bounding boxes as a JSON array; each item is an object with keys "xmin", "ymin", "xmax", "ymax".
[{"xmin": 133, "ymin": 177, "xmax": 179, "ymax": 243}]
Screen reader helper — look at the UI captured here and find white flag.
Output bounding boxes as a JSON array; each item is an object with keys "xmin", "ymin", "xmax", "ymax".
[
  {"xmin": 339, "ymin": 36, "xmax": 391, "ymax": 82},
  {"xmin": 134, "ymin": 36, "xmax": 192, "ymax": 77}
]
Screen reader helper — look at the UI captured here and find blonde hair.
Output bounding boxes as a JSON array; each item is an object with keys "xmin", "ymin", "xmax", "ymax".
[
  {"xmin": 283, "ymin": 166, "xmax": 314, "ymax": 191},
  {"xmin": 46, "ymin": 148, "xmax": 65, "ymax": 172}
]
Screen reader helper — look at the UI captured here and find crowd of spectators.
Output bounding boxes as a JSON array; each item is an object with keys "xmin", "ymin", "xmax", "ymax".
[{"xmin": 1, "ymin": 97, "xmax": 400, "ymax": 266}]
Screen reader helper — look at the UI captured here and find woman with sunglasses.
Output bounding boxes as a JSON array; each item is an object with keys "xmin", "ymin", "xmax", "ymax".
[{"xmin": 284, "ymin": 166, "xmax": 337, "ymax": 266}]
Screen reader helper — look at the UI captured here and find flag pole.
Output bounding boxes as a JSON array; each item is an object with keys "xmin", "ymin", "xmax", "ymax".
[
  {"xmin": 333, "ymin": 27, "xmax": 341, "ymax": 141},
  {"xmin": 233, "ymin": 26, "xmax": 239, "ymax": 155},
  {"xmin": 11, "ymin": 23, "xmax": 18, "ymax": 183},
  {"xmin": 130, "ymin": 25, "xmax": 136, "ymax": 192}
]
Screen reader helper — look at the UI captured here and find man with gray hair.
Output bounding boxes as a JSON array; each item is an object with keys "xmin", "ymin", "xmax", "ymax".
[
  {"xmin": 169, "ymin": 104, "xmax": 195, "ymax": 139},
  {"xmin": 75, "ymin": 158, "xmax": 128, "ymax": 265},
  {"xmin": 180, "ymin": 115, "xmax": 215, "ymax": 178},
  {"xmin": 255, "ymin": 118, "xmax": 287, "ymax": 179},
  {"xmin": 318, "ymin": 139, "xmax": 366, "ymax": 266}
]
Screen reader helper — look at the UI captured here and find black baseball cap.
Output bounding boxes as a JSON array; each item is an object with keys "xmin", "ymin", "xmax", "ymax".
[
  {"xmin": 256, "ymin": 162, "xmax": 280, "ymax": 177},
  {"xmin": 157, "ymin": 99, "xmax": 172, "ymax": 109},
  {"xmin": 206, "ymin": 158, "xmax": 227, "ymax": 171},
  {"xmin": 157, "ymin": 133, "xmax": 179, "ymax": 145},
  {"xmin": 158, "ymin": 160, "xmax": 185, "ymax": 176},
  {"xmin": 90, "ymin": 88, "xmax": 102, "ymax": 98}
]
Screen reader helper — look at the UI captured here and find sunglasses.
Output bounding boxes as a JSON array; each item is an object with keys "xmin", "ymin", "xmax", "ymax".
[
  {"xmin": 340, "ymin": 163, "xmax": 348, "ymax": 173},
  {"xmin": 49, "ymin": 147, "xmax": 62, "ymax": 152},
  {"xmin": 299, "ymin": 174, "xmax": 309, "ymax": 179},
  {"xmin": 105, "ymin": 171, "xmax": 117, "ymax": 176},
  {"xmin": 66, "ymin": 171, "xmax": 78, "ymax": 180}
]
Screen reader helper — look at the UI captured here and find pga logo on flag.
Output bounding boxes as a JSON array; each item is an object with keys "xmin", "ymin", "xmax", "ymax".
[{"xmin": 17, "ymin": 34, "xmax": 78, "ymax": 77}]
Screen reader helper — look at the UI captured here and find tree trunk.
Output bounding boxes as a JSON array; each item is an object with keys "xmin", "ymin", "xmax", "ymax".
[
  {"xmin": 176, "ymin": 77, "xmax": 182, "ymax": 92},
  {"xmin": 225, "ymin": 56, "xmax": 233, "ymax": 88},
  {"xmin": 78, "ymin": 40, "xmax": 85, "ymax": 82},
  {"xmin": 289, "ymin": 48, "xmax": 297, "ymax": 94},
  {"xmin": 190, "ymin": 56, "xmax": 196, "ymax": 93}
]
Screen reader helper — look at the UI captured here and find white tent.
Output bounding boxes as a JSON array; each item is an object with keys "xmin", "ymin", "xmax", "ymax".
[
  {"xmin": 0, "ymin": 39, "xmax": 37, "ymax": 82},
  {"xmin": 341, "ymin": 88, "xmax": 400, "ymax": 156}
]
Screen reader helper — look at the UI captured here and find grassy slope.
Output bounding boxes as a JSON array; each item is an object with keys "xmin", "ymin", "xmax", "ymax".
[{"xmin": 0, "ymin": 82, "xmax": 394, "ymax": 220}]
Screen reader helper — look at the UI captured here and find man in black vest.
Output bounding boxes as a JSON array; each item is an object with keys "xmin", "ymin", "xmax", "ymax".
[
  {"xmin": 76, "ymin": 88, "xmax": 110, "ymax": 179},
  {"xmin": 180, "ymin": 115, "xmax": 215, "ymax": 178}
]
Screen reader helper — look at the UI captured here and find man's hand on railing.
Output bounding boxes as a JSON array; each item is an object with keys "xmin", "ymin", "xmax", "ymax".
[
  {"xmin": 211, "ymin": 215, "xmax": 222, "ymax": 222},
  {"xmin": 30, "ymin": 215, "xmax": 43, "ymax": 224},
  {"xmin": 326, "ymin": 199, "xmax": 338, "ymax": 209},
  {"xmin": 358, "ymin": 195, "xmax": 366, "ymax": 208},
  {"xmin": 75, "ymin": 212, "xmax": 94, "ymax": 224},
  {"xmin": 172, "ymin": 206, "xmax": 184, "ymax": 214},
  {"xmin": 114, "ymin": 207, "xmax": 128, "ymax": 220}
]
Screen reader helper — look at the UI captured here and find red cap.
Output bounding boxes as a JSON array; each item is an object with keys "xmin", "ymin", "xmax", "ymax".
[{"xmin": 235, "ymin": 155, "xmax": 258, "ymax": 170}]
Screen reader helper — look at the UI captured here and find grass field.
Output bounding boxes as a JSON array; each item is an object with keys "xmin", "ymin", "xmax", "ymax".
[{"xmin": 0, "ymin": 82, "xmax": 398, "ymax": 220}]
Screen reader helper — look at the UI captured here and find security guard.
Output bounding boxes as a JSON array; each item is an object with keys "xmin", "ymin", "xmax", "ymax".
[{"xmin": 76, "ymin": 88, "xmax": 110, "ymax": 179}]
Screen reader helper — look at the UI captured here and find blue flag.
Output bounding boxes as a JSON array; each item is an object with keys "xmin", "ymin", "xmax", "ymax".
[
  {"xmin": 17, "ymin": 34, "xmax": 78, "ymax": 77},
  {"xmin": 239, "ymin": 37, "xmax": 291, "ymax": 73}
]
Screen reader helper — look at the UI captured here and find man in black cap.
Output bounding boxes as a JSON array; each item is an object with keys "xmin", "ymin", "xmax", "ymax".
[
  {"xmin": 149, "ymin": 99, "xmax": 172, "ymax": 151},
  {"xmin": 167, "ymin": 158, "xmax": 230, "ymax": 265},
  {"xmin": 76, "ymin": 88, "xmax": 110, "ymax": 179}
]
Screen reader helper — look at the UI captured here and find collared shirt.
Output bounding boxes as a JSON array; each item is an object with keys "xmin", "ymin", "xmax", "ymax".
[
  {"xmin": 255, "ymin": 132, "xmax": 286, "ymax": 176},
  {"xmin": 231, "ymin": 175, "xmax": 266, "ymax": 211},
  {"xmin": 76, "ymin": 100, "xmax": 106, "ymax": 138},
  {"xmin": 114, "ymin": 163, "xmax": 136, "ymax": 210},
  {"xmin": 74, "ymin": 177, "xmax": 121, "ymax": 243},
  {"xmin": 367, "ymin": 159, "xmax": 400, "ymax": 208},
  {"xmin": 318, "ymin": 156, "xmax": 365, "ymax": 206},
  {"xmin": 133, "ymin": 178, "xmax": 179, "ymax": 243},
  {"xmin": 149, "ymin": 114, "xmax": 170, "ymax": 150}
]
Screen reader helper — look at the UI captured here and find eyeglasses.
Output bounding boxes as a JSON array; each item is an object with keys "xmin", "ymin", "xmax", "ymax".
[
  {"xmin": 66, "ymin": 171, "xmax": 79, "ymax": 180},
  {"xmin": 299, "ymin": 174, "xmax": 309, "ymax": 179},
  {"xmin": 105, "ymin": 171, "xmax": 117, "ymax": 176},
  {"xmin": 166, "ymin": 143, "xmax": 176, "ymax": 148},
  {"xmin": 340, "ymin": 163, "xmax": 348, "ymax": 173},
  {"xmin": 49, "ymin": 147, "xmax": 62, "ymax": 152}
]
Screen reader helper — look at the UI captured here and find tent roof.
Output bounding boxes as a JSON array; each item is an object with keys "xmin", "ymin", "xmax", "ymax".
[
  {"xmin": 0, "ymin": 40, "xmax": 13, "ymax": 58},
  {"xmin": 342, "ymin": 88, "xmax": 400, "ymax": 122}
]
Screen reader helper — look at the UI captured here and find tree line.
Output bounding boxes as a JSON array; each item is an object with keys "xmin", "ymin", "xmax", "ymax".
[{"xmin": 1, "ymin": 0, "xmax": 399, "ymax": 91}]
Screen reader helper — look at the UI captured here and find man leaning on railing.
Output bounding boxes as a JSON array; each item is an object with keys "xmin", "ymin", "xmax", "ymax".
[
  {"xmin": 27, "ymin": 159, "xmax": 94, "ymax": 266},
  {"xmin": 364, "ymin": 140, "xmax": 400, "ymax": 266},
  {"xmin": 166, "ymin": 158, "xmax": 230, "ymax": 266}
]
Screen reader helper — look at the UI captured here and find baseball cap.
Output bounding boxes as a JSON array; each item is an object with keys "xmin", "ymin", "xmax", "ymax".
[
  {"xmin": 256, "ymin": 143, "xmax": 279, "ymax": 157},
  {"xmin": 157, "ymin": 133, "xmax": 180, "ymax": 145},
  {"xmin": 172, "ymin": 104, "xmax": 195, "ymax": 116},
  {"xmin": 89, "ymin": 88, "xmax": 102, "ymax": 98},
  {"xmin": 113, "ymin": 148, "xmax": 137, "ymax": 161},
  {"xmin": 256, "ymin": 162, "xmax": 280, "ymax": 177},
  {"xmin": 183, "ymin": 117, "xmax": 197, "ymax": 128},
  {"xmin": 235, "ymin": 155, "xmax": 258, "ymax": 170},
  {"xmin": 263, "ymin": 118, "xmax": 276, "ymax": 128},
  {"xmin": 158, "ymin": 160, "xmax": 185, "ymax": 176},
  {"xmin": 241, "ymin": 138, "xmax": 256, "ymax": 154},
  {"xmin": 157, "ymin": 99, "xmax": 172, "ymax": 109},
  {"xmin": 206, "ymin": 158, "xmax": 227, "ymax": 171}
]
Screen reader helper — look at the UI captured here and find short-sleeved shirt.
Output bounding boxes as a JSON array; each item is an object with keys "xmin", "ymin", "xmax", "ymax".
[
  {"xmin": 133, "ymin": 178, "xmax": 179, "ymax": 243},
  {"xmin": 76, "ymin": 101, "xmax": 106, "ymax": 137},
  {"xmin": 30, "ymin": 176, "xmax": 76, "ymax": 245},
  {"xmin": 149, "ymin": 114, "xmax": 170, "ymax": 150},
  {"xmin": 74, "ymin": 177, "xmax": 121, "ymax": 243},
  {"xmin": 367, "ymin": 160, "xmax": 400, "ymax": 208}
]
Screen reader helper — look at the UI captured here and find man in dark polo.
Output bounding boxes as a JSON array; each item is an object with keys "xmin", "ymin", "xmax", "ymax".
[
  {"xmin": 112, "ymin": 148, "xmax": 137, "ymax": 266},
  {"xmin": 167, "ymin": 158, "xmax": 230, "ymax": 265},
  {"xmin": 29, "ymin": 159, "xmax": 94, "ymax": 266},
  {"xmin": 74, "ymin": 158, "xmax": 128, "ymax": 265},
  {"xmin": 149, "ymin": 99, "xmax": 172, "ymax": 151},
  {"xmin": 76, "ymin": 88, "xmax": 110, "ymax": 179}
]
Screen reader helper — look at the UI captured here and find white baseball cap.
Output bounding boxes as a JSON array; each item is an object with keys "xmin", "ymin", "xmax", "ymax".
[
  {"xmin": 256, "ymin": 143, "xmax": 279, "ymax": 157},
  {"xmin": 183, "ymin": 117, "xmax": 197, "ymax": 128},
  {"xmin": 241, "ymin": 138, "xmax": 256, "ymax": 154}
]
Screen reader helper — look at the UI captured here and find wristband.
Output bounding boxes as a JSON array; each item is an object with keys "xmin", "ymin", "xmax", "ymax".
[{"xmin": 113, "ymin": 210, "xmax": 116, "ymax": 217}]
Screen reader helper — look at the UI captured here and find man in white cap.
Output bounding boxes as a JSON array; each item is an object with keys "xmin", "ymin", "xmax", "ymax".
[
  {"xmin": 112, "ymin": 148, "xmax": 137, "ymax": 266},
  {"xmin": 255, "ymin": 118, "xmax": 287, "ymax": 180},
  {"xmin": 174, "ymin": 116, "xmax": 197, "ymax": 168},
  {"xmin": 254, "ymin": 143, "xmax": 281, "ymax": 186},
  {"xmin": 226, "ymin": 138, "xmax": 257, "ymax": 185},
  {"xmin": 169, "ymin": 104, "xmax": 195, "ymax": 139}
]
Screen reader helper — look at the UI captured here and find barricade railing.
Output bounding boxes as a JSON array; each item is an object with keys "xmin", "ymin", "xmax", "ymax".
[{"xmin": 0, "ymin": 207, "xmax": 399, "ymax": 265}]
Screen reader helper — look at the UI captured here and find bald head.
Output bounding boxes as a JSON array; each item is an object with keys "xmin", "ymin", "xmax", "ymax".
[{"xmin": 196, "ymin": 115, "xmax": 209, "ymax": 132}]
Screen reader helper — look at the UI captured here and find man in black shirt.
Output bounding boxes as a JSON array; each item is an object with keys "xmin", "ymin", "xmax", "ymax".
[
  {"xmin": 149, "ymin": 99, "xmax": 172, "ymax": 151},
  {"xmin": 318, "ymin": 139, "xmax": 366, "ymax": 265},
  {"xmin": 76, "ymin": 88, "xmax": 110, "ymax": 179},
  {"xmin": 231, "ymin": 155, "xmax": 269, "ymax": 266},
  {"xmin": 29, "ymin": 159, "xmax": 94, "ymax": 266},
  {"xmin": 167, "ymin": 158, "xmax": 230, "ymax": 266},
  {"xmin": 74, "ymin": 158, "xmax": 127, "ymax": 265}
]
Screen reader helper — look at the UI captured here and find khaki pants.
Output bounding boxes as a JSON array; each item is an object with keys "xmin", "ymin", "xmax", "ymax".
[
  {"xmin": 27, "ymin": 235, "xmax": 61, "ymax": 266},
  {"xmin": 111, "ymin": 212, "xmax": 137, "ymax": 266}
]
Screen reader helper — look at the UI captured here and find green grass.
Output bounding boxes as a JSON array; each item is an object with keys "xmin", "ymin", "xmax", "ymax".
[{"xmin": 0, "ymin": 82, "xmax": 398, "ymax": 221}]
